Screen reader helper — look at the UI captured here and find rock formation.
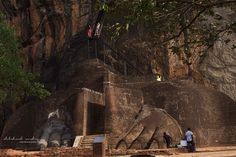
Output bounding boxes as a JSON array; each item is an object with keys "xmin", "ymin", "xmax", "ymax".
[
  {"xmin": 0, "ymin": 0, "xmax": 92, "ymax": 76},
  {"xmin": 199, "ymin": 7, "xmax": 236, "ymax": 101},
  {"xmin": 111, "ymin": 7, "xmax": 236, "ymax": 102},
  {"xmin": 200, "ymin": 32, "xmax": 236, "ymax": 101},
  {"xmin": 1, "ymin": 1, "xmax": 236, "ymax": 101},
  {"xmin": 1, "ymin": 0, "xmax": 236, "ymax": 151}
]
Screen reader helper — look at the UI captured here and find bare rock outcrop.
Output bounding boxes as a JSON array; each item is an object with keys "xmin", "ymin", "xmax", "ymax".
[
  {"xmin": 198, "ymin": 7, "xmax": 236, "ymax": 101},
  {"xmin": 200, "ymin": 32, "xmax": 236, "ymax": 101}
]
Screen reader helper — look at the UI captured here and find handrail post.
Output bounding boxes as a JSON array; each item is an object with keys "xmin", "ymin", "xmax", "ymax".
[
  {"xmin": 95, "ymin": 39, "xmax": 98, "ymax": 58},
  {"xmin": 124, "ymin": 61, "xmax": 127, "ymax": 76},
  {"xmin": 103, "ymin": 43, "xmax": 106, "ymax": 63},
  {"xmin": 87, "ymin": 39, "xmax": 90, "ymax": 59}
]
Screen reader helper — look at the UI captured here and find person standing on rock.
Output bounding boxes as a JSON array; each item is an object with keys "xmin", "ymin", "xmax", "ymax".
[
  {"xmin": 185, "ymin": 128, "xmax": 195, "ymax": 152},
  {"xmin": 163, "ymin": 132, "xmax": 172, "ymax": 148},
  {"xmin": 87, "ymin": 25, "xmax": 93, "ymax": 40},
  {"xmin": 87, "ymin": 24, "xmax": 93, "ymax": 58}
]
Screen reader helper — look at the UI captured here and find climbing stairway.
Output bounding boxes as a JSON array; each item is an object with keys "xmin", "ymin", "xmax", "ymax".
[
  {"xmin": 79, "ymin": 135, "xmax": 96, "ymax": 149},
  {"xmin": 79, "ymin": 135, "xmax": 101, "ymax": 149}
]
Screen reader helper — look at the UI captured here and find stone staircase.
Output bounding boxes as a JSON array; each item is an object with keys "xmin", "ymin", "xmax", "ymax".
[{"xmin": 79, "ymin": 135, "xmax": 98, "ymax": 149}]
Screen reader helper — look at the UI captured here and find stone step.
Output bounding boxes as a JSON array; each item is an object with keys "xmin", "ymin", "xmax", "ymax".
[
  {"xmin": 83, "ymin": 137, "xmax": 96, "ymax": 140},
  {"xmin": 80, "ymin": 144, "xmax": 93, "ymax": 147},
  {"xmin": 79, "ymin": 136, "xmax": 96, "ymax": 149},
  {"xmin": 79, "ymin": 134, "xmax": 105, "ymax": 149},
  {"xmin": 81, "ymin": 141, "xmax": 94, "ymax": 144}
]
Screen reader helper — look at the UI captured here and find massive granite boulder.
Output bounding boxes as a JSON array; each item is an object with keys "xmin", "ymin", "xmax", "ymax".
[
  {"xmin": 200, "ymin": 32, "xmax": 236, "ymax": 101},
  {"xmin": 199, "ymin": 7, "xmax": 236, "ymax": 101}
]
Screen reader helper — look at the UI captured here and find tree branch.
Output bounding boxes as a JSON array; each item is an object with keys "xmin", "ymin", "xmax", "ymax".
[
  {"xmin": 155, "ymin": 0, "xmax": 236, "ymax": 45},
  {"xmin": 206, "ymin": 0, "xmax": 236, "ymax": 7},
  {"xmin": 156, "ymin": 7, "xmax": 206, "ymax": 45}
]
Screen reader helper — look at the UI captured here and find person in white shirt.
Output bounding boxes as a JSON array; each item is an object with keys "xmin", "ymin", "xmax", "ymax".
[{"xmin": 185, "ymin": 128, "xmax": 196, "ymax": 152}]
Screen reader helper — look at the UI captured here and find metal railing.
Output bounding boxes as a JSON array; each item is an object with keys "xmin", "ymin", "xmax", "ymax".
[
  {"xmin": 88, "ymin": 38, "xmax": 144, "ymax": 76},
  {"xmin": 61, "ymin": 31, "xmax": 144, "ymax": 76}
]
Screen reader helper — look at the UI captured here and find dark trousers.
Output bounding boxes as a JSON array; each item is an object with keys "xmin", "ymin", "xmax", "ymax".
[
  {"xmin": 88, "ymin": 38, "xmax": 97, "ymax": 59},
  {"xmin": 166, "ymin": 142, "xmax": 171, "ymax": 148},
  {"xmin": 187, "ymin": 141, "xmax": 195, "ymax": 152}
]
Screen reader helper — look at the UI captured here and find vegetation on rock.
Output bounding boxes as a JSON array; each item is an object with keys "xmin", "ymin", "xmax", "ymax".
[
  {"xmin": 104, "ymin": 0, "xmax": 236, "ymax": 70},
  {"xmin": 0, "ymin": 14, "xmax": 50, "ymax": 104}
]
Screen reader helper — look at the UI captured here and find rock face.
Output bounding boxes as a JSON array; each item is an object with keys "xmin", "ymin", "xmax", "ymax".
[
  {"xmin": 200, "ymin": 32, "xmax": 236, "ymax": 101},
  {"xmin": 198, "ymin": 7, "xmax": 236, "ymax": 101},
  {"xmin": 0, "ymin": 0, "xmax": 92, "ymax": 75},
  {"xmin": 109, "ymin": 32, "xmax": 236, "ymax": 105},
  {"xmin": 113, "ymin": 8, "xmax": 236, "ymax": 102},
  {"xmin": 114, "ymin": 35, "xmax": 189, "ymax": 80},
  {"xmin": 1, "ymin": 1, "xmax": 236, "ymax": 102}
]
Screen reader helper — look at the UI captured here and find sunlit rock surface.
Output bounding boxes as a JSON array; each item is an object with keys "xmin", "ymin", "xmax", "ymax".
[{"xmin": 200, "ymin": 32, "xmax": 236, "ymax": 101}]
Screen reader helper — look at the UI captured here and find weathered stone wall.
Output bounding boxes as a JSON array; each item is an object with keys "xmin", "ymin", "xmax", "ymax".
[
  {"xmin": 104, "ymin": 73, "xmax": 183, "ymax": 149},
  {"xmin": 0, "ymin": 60, "xmax": 114, "ymax": 148},
  {"xmin": 73, "ymin": 88, "xmax": 104, "ymax": 136},
  {"xmin": 113, "ymin": 104, "xmax": 183, "ymax": 149},
  {"xmin": 104, "ymin": 84, "xmax": 143, "ymax": 137},
  {"xmin": 2, "ymin": 58, "xmax": 236, "ymax": 149},
  {"xmin": 142, "ymin": 80, "xmax": 236, "ymax": 146},
  {"xmin": 59, "ymin": 59, "xmax": 117, "ymax": 91}
]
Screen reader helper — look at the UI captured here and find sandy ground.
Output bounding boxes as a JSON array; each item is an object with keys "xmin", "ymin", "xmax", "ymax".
[
  {"xmin": 171, "ymin": 146, "xmax": 236, "ymax": 157},
  {"xmin": 1, "ymin": 146, "xmax": 236, "ymax": 157},
  {"xmin": 114, "ymin": 146, "xmax": 236, "ymax": 157}
]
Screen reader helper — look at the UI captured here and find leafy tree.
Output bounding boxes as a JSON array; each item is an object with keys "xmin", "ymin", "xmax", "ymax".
[
  {"xmin": 0, "ymin": 14, "xmax": 50, "ymax": 105},
  {"xmin": 104, "ymin": 0, "xmax": 236, "ymax": 75}
]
